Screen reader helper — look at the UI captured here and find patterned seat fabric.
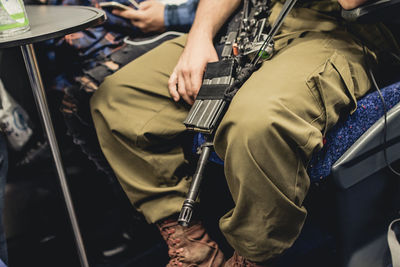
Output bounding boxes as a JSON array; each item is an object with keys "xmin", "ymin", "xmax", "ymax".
[
  {"xmin": 308, "ymin": 81, "xmax": 400, "ymax": 182},
  {"xmin": 194, "ymin": 81, "xmax": 400, "ymax": 182}
]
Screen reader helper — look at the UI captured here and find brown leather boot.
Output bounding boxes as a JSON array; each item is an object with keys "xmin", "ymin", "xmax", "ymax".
[
  {"xmin": 157, "ymin": 218, "xmax": 226, "ymax": 267},
  {"xmin": 224, "ymin": 252, "xmax": 270, "ymax": 267}
]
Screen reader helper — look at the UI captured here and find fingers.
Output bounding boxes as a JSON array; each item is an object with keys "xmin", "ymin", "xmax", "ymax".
[
  {"xmin": 112, "ymin": 8, "xmax": 149, "ymax": 31},
  {"xmin": 190, "ymin": 66, "xmax": 203, "ymax": 99},
  {"xmin": 168, "ymin": 65, "xmax": 204, "ymax": 105},
  {"xmin": 169, "ymin": 68, "xmax": 195, "ymax": 105},
  {"xmin": 182, "ymin": 68, "xmax": 194, "ymax": 102},
  {"xmin": 168, "ymin": 42, "xmax": 217, "ymax": 105},
  {"xmin": 178, "ymin": 74, "xmax": 193, "ymax": 105},
  {"xmin": 168, "ymin": 71, "xmax": 180, "ymax": 102},
  {"xmin": 131, "ymin": 20, "xmax": 146, "ymax": 30},
  {"xmin": 111, "ymin": 8, "xmax": 123, "ymax": 16},
  {"xmin": 138, "ymin": 1, "xmax": 152, "ymax": 9},
  {"xmin": 112, "ymin": 8, "xmax": 143, "ymax": 20},
  {"xmin": 189, "ymin": 52, "xmax": 216, "ymax": 98}
]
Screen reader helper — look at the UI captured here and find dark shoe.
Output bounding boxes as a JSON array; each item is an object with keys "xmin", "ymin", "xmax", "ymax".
[
  {"xmin": 225, "ymin": 252, "xmax": 270, "ymax": 267},
  {"xmin": 157, "ymin": 219, "xmax": 225, "ymax": 267}
]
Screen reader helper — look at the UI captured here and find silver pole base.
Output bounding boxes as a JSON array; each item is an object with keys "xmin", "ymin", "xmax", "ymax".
[{"xmin": 20, "ymin": 43, "xmax": 90, "ymax": 267}]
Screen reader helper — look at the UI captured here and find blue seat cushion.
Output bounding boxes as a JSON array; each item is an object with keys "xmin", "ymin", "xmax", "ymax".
[
  {"xmin": 193, "ymin": 81, "xmax": 400, "ymax": 182},
  {"xmin": 308, "ymin": 81, "xmax": 400, "ymax": 182}
]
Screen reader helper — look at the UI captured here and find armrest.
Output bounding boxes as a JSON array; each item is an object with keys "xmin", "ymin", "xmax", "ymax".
[
  {"xmin": 341, "ymin": 0, "xmax": 400, "ymax": 23},
  {"xmin": 332, "ymin": 101, "xmax": 400, "ymax": 189}
]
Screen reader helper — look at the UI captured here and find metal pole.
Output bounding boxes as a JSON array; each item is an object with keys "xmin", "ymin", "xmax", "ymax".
[{"xmin": 20, "ymin": 43, "xmax": 90, "ymax": 267}]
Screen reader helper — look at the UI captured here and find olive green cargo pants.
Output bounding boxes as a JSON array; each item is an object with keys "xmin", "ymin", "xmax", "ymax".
[{"xmin": 91, "ymin": 3, "xmax": 376, "ymax": 263}]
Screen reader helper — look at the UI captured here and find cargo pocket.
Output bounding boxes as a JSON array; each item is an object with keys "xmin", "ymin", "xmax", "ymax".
[{"xmin": 306, "ymin": 51, "xmax": 358, "ymax": 135}]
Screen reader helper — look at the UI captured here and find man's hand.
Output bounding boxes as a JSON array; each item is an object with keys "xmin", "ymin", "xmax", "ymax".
[
  {"xmin": 168, "ymin": 36, "xmax": 218, "ymax": 105},
  {"xmin": 338, "ymin": 0, "xmax": 368, "ymax": 10},
  {"xmin": 167, "ymin": 0, "xmax": 240, "ymax": 105},
  {"xmin": 112, "ymin": 1, "xmax": 165, "ymax": 33}
]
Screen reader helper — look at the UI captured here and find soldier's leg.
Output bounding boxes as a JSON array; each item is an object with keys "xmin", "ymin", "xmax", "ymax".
[
  {"xmin": 91, "ymin": 35, "xmax": 192, "ymax": 223},
  {"xmin": 215, "ymin": 26, "xmax": 373, "ymax": 263},
  {"xmin": 91, "ymin": 34, "xmax": 227, "ymax": 267}
]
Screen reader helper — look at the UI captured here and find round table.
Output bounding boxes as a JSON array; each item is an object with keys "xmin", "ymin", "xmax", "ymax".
[
  {"xmin": 0, "ymin": 5, "xmax": 105, "ymax": 48},
  {"xmin": 0, "ymin": 6, "xmax": 106, "ymax": 267}
]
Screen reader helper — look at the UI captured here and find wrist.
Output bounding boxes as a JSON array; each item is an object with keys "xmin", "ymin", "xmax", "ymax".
[{"xmin": 187, "ymin": 27, "xmax": 214, "ymax": 46}]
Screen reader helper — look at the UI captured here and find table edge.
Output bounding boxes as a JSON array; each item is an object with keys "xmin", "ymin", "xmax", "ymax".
[{"xmin": 0, "ymin": 5, "xmax": 106, "ymax": 49}]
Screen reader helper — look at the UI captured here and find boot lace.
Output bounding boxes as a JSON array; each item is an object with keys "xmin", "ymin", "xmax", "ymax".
[{"xmin": 158, "ymin": 221, "xmax": 185, "ymax": 266}]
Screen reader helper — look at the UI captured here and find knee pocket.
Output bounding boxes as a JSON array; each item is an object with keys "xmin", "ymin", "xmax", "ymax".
[
  {"xmin": 306, "ymin": 51, "xmax": 368, "ymax": 133},
  {"xmin": 214, "ymin": 98, "xmax": 324, "ymax": 162}
]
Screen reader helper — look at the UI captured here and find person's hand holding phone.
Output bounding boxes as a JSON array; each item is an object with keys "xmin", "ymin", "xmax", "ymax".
[{"xmin": 112, "ymin": 0, "xmax": 166, "ymax": 33}]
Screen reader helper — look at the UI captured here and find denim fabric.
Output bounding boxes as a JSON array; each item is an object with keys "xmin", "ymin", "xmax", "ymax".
[
  {"xmin": 164, "ymin": 0, "xmax": 198, "ymax": 30},
  {"xmin": 42, "ymin": 0, "xmax": 196, "ymax": 92},
  {"xmin": 41, "ymin": 0, "xmax": 142, "ymax": 92},
  {"xmin": 0, "ymin": 134, "xmax": 8, "ymax": 266}
]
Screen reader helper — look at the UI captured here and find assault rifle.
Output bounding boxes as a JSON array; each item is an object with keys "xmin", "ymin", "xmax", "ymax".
[{"xmin": 178, "ymin": 0, "xmax": 298, "ymax": 227}]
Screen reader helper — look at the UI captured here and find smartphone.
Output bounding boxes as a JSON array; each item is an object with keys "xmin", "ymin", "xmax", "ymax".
[
  {"xmin": 99, "ymin": 1, "xmax": 132, "ymax": 10},
  {"xmin": 128, "ymin": 0, "xmax": 140, "ymax": 9}
]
